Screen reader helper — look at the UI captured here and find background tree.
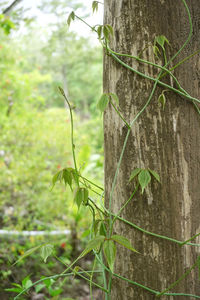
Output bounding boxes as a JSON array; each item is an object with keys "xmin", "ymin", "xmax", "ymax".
[{"xmin": 104, "ymin": 1, "xmax": 200, "ymax": 299}]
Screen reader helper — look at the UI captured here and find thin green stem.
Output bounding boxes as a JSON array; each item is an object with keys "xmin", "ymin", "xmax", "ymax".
[
  {"xmin": 108, "ymin": 76, "xmax": 162, "ymax": 238},
  {"xmin": 89, "ymin": 257, "xmax": 97, "ymax": 300},
  {"xmin": 59, "ymin": 87, "xmax": 79, "ymax": 185},
  {"xmin": 88, "ymin": 196, "xmax": 107, "ymax": 216},
  {"xmin": 14, "ymin": 270, "xmax": 104, "ymax": 299},
  {"xmin": 110, "ymin": 53, "xmax": 200, "ymax": 104},
  {"xmin": 79, "ymin": 174, "xmax": 104, "ymax": 191},
  {"xmin": 114, "ymin": 214, "xmax": 200, "ymax": 247},
  {"xmin": 107, "ymin": 46, "xmax": 183, "ymax": 91},
  {"xmin": 110, "ymin": 100, "xmax": 131, "ymax": 129},
  {"xmin": 110, "ymin": 184, "xmax": 139, "ymax": 234},
  {"xmin": 181, "ymin": 232, "xmax": 200, "ymax": 246},
  {"xmin": 156, "ymin": 260, "xmax": 198, "ymax": 297},
  {"xmin": 160, "ymin": 49, "xmax": 200, "ymax": 79},
  {"xmin": 108, "ymin": 271, "xmax": 112, "ymax": 300},
  {"xmin": 75, "ymin": 14, "xmax": 95, "ymax": 32}
]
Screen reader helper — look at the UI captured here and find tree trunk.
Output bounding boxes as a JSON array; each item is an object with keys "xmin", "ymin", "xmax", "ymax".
[{"xmin": 103, "ymin": 1, "xmax": 200, "ymax": 299}]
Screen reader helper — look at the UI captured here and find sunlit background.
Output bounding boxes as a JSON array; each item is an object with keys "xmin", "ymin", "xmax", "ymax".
[{"xmin": 0, "ymin": 1, "xmax": 104, "ymax": 299}]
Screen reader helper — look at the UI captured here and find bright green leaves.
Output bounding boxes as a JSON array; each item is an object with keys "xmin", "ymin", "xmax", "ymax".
[
  {"xmin": 96, "ymin": 24, "xmax": 114, "ymax": 43},
  {"xmin": 148, "ymin": 169, "xmax": 161, "ymax": 183},
  {"xmin": 52, "ymin": 168, "xmax": 89, "ymax": 209},
  {"xmin": 40, "ymin": 244, "xmax": 54, "ymax": 263},
  {"xmin": 138, "ymin": 170, "xmax": 151, "ymax": 194},
  {"xmin": 13, "ymin": 244, "xmax": 43, "ymax": 265},
  {"xmin": 67, "ymin": 11, "xmax": 75, "ymax": 27},
  {"xmin": 153, "ymin": 35, "xmax": 169, "ymax": 62},
  {"xmin": 6, "ymin": 276, "xmax": 32, "ymax": 294},
  {"xmin": 0, "ymin": 14, "xmax": 15, "ymax": 35},
  {"xmin": 74, "ymin": 187, "xmax": 89, "ymax": 208},
  {"xmin": 154, "ymin": 35, "xmax": 169, "ymax": 52},
  {"xmin": 13, "ymin": 243, "xmax": 54, "ymax": 265},
  {"xmin": 80, "ymin": 235, "xmax": 105, "ymax": 258},
  {"xmin": 129, "ymin": 168, "xmax": 160, "ymax": 194},
  {"xmin": 92, "ymin": 1, "xmax": 99, "ymax": 13},
  {"xmin": 97, "ymin": 93, "xmax": 110, "ymax": 112},
  {"xmin": 158, "ymin": 92, "xmax": 166, "ymax": 110},
  {"xmin": 79, "ymin": 233, "xmax": 138, "ymax": 273},
  {"xmin": 103, "ymin": 235, "xmax": 138, "ymax": 272},
  {"xmin": 103, "ymin": 240, "xmax": 116, "ymax": 272},
  {"xmin": 52, "ymin": 167, "xmax": 79, "ymax": 190},
  {"xmin": 111, "ymin": 235, "xmax": 138, "ymax": 253},
  {"xmin": 129, "ymin": 168, "xmax": 141, "ymax": 182},
  {"xmin": 97, "ymin": 93, "xmax": 119, "ymax": 112}
]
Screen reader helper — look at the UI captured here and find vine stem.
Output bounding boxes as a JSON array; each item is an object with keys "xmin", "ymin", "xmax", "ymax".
[
  {"xmin": 110, "ymin": 183, "xmax": 139, "ymax": 234},
  {"xmin": 58, "ymin": 87, "xmax": 79, "ymax": 185},
  {"xmin": 156, "ymin": 260, "xmax": 199, "ymax": 297},
  {"xmin": 14, "ymin": 270, "xmax": 105, "ymax": 300},
  {"xmin": 110, "ymin": 100, "xmax": 131, "ymax": 129}
]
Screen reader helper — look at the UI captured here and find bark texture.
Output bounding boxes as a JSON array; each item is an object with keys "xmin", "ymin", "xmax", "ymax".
[{"xmin": 103, "ymin": 1, "xmax": 200, "ymax": 299}]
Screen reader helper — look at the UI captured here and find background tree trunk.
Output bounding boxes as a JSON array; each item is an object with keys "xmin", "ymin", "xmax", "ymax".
[{"xmin": 103, "ymin": 1, "xmax": 200, "ymax": 299}]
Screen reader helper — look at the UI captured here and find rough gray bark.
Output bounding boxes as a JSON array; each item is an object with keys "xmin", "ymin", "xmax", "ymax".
[{"xmin": 103, "ymin": 1, "xmax": 200, "ymax": 299}]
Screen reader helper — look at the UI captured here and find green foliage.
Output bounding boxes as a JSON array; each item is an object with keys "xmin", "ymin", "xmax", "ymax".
[
  {"xmin": 129, "ymin": 168, "xmax": 160, "ymax": 193},
  {"xmin": 74, "ymin": 187, "xmax": 89, "ymax": 208},
  {"xmin": 97, "ymin": 93, "xmax": 119, "ymax": 112},
  {"xmin": 92, "ymin": 1, "xmax": 99, "ymax": 13},
  {"xmin": 67, "ymin": 11, "xmax": 75, "ymax": 26},
  {"xmin": 40, "ymin": 244, "xmax": 54, "ymax": 263},
  {"xmin": 154, "ymin": 35, "xmax": 169, "ymax": 51},
  {"xmin": 103, "ymin": 240, "xmax": 116, "ymax": 272},
  {"xmin": 111, "ymin": 235, "xmax": 138, "ymax": 253},
  {"xmin": 0, "ymin": 14, "xmax": 15, "ymax": 34}
]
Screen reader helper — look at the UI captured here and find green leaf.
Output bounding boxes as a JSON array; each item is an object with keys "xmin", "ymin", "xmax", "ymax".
[
  {"xmin": 43, "ymin": 278, "xmax": 54, "ymax": 288},
  {"xmin": 97, "ymin": 94, "xmax": 110, "ymax": 112},
  {"xmin": 149, "ymin": 169, "xmax": 161, "ymax": 183},
  {"xmin": 129, "ymin": 168, "xmax": 142, "ymax": 182},
  {"xmin": 67, "ymin": 11, "xmax": 75, "ymax": 27},
  {"xmin": 103, "ymin": 240, "xmax": 116, "ymax": 272},
  {"xmin": 74, "ymin": 187, "xmax": 89, "ymax": 208},
  {"xmin": 99, "ymin": 221, "xmax": 107, "ymax": 236},
  {"xmin": 13, "ymin": 244, "xmax": 43, "ymax": 265},
  {"xmin": 153, "ymin": 45, "xmax": 161, "ymax": 58},
  {"xmin": 158, "ymin": 93, "xmax": 166, "ymax": 110},
  {"xmin": 71, "ymin": 168, "xmax": 80, "ymax": 186},
  {"xmin": 103, "ymin": 25, "xmax": 110, "ymax": 42},
  {"xmin": 93, "ymin": 219, "xmax": 101, "ymax": 236},
  {"xmin": 35, "ymin": 284, "xmax": 45, "ymax": 293},
  {"xmin": 138, "ymin": 169, "xmax": 151, "ymax": 194},
  {"xmin": 80, "ymin": 235, "xmax": 105, "ymax": 258},
  {"xmin": 51, "ymin": 170, "xmax": 62, "ymax": 189},
  {"xmin": 103, "ymin": 25, "xmax": 114, "ymax": 43},
  {"xmin": 97, "ymin": 25, "xmax": 103, "ymax": 39},
  {"xmin": 111, "ymin": 235, "xmax": 138, "ymax": 253},
  {"xmin": 22, "ymin": 276, "xmax": 32, "ymax": 289},
  {"xmin": 49, "ymin": 288, "xmax": 63, "ymax": 297},
  {"xmin": 92, "ymin": 1, "xmax": 99, "ymax": 13},
  {"xmin": 5, "ymin": 287, "xmax": 22, "ymax": 293},
  {"xmin": 154, "ymin": 35, "xmax": 169, "ymax": 50},
  {"xmin": 63, "ymin": 168, "xmax": 72, "ymax": 189},
  {"xmin": 40, "ymin": 244, "xmax": 54, "ymax": 263},
  {"xmin": 105, "ymin": 24, "xmax": 114, "ymax": 36}
]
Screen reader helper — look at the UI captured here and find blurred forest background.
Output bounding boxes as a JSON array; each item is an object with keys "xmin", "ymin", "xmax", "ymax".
[{"xmin": 0, "ymin": 0, "xmax": 103, "ymax": 299}]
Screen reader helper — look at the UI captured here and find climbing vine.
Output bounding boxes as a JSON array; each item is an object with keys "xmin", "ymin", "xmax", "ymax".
[{"xmin": 13, "ymin": 0, "xmax": 200, "ymax": 299}]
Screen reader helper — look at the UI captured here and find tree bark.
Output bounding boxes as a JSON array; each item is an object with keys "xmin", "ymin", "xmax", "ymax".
[{"xmin": 103, "ymin": 1, "xmax": 200, "ymax": 299}]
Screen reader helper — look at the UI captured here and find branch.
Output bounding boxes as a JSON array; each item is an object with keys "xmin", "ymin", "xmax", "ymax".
[{"xmin": 2, "ymin": 0, "xmax": 22, "ymax": 15}]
